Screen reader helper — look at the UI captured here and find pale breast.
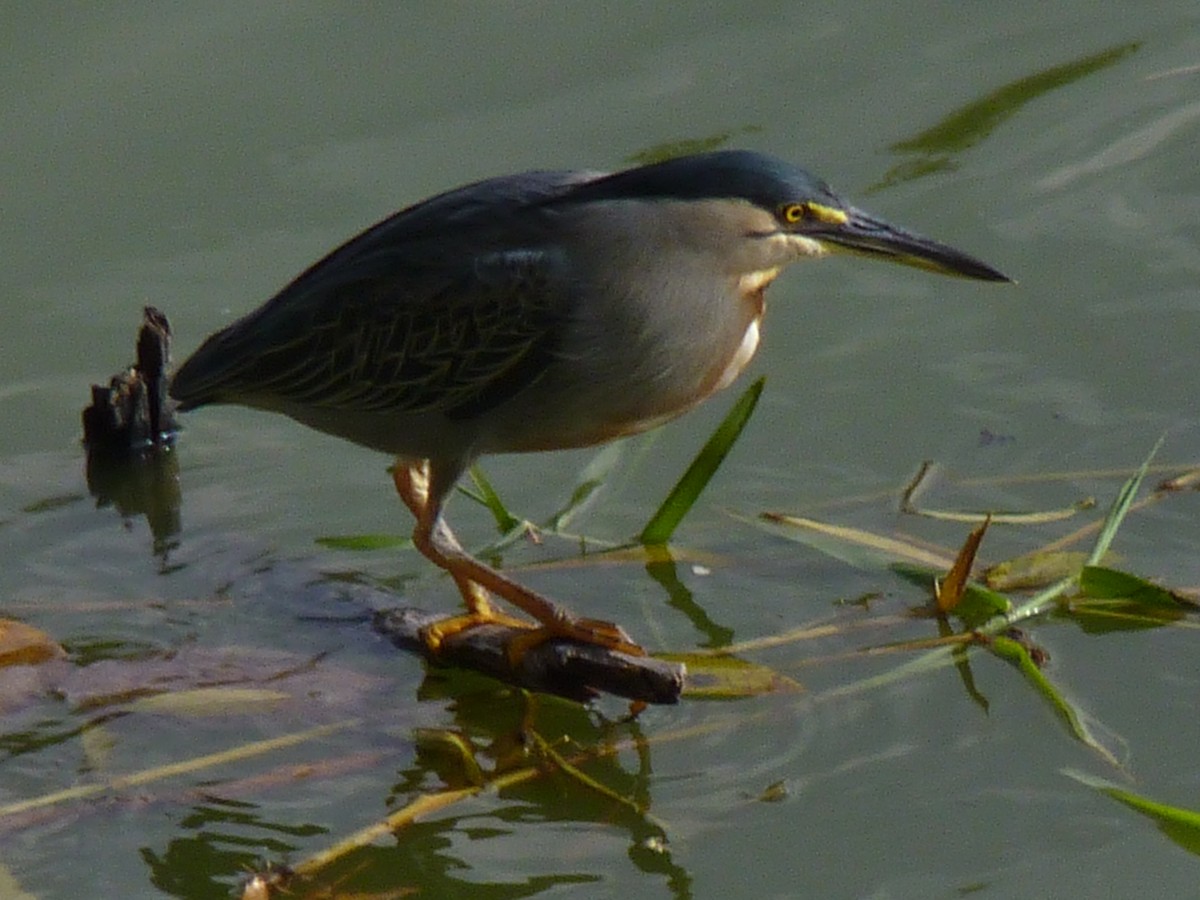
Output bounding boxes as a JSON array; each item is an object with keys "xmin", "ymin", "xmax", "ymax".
[
  {"xmin": 707, "ymin": 267, "xmax": 774, "ymax": 393},
  {"xmin": 711, "ymin": 315, "xmax": 761, "ymax": 394}
]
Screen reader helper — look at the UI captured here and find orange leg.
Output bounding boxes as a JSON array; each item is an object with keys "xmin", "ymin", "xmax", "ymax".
[{"xmin": 392, "ymin": 460, "xmax": 645, "ymax": 661}]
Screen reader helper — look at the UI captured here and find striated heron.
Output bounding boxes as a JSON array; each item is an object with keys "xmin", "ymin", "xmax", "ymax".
[{"xmin": 169, "ymin": 149, "xmax": 1009, "ymax": 662}]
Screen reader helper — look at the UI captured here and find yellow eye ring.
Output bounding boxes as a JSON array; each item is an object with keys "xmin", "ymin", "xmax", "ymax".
[
  {"xmin": 781, "ymin": 201, "xmax": 849, "ymax": 227},
  {"xmin": 781, "ymin": 203, "xmax": 808, "ymax": 224}
]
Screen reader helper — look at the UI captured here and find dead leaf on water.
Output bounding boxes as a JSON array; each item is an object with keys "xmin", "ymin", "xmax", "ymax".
[
  {"xmin": 934, "ymin": 517, "xmax": 990, "ymax": 613},
  {"xmin": 0, "ymin": 619, "xmax": 66, "ymax": 667}
]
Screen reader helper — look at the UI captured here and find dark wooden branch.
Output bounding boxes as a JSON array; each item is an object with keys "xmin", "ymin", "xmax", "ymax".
[
  {"xmin": 373, "ymin": 608, "xmax": 685, "ymax": 705},
  {"xmin": 82, "ymin": 306, "xmax": 179, "ymax": 455},
  {"xmin": 82, "ymin": 307, "xmax": 183, "ymax": 547}
]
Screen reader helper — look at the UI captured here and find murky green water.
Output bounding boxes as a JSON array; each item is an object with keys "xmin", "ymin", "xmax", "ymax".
[{"xmin": 4, "ymin": 5, "xmax": 1200, "ymax": 897}]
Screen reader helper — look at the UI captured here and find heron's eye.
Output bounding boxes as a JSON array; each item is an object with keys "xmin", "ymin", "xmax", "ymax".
[
  {"xmin": 780, "ymin": 201, "xmax": 848, "ymax": 228},
  {"xmin": 780, "ymin": 203, "xmax": 809, "ymax": 224}
]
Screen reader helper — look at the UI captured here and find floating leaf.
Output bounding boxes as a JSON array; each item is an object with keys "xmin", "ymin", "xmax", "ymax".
[
  {"xmin": 1078, "ymin": 565, "xmax": 1191, "ymax": 609},
  {"xmin": 0, "ymin": 619, "xmax": 65, "ymax": 667},
  {"xmin": 1064, "ymin": 769, "xmax": 1200, "ymax": 855},
  {"xmin": 1069, "ymin": 566, "xmax": 1190, "ymax": 633},
  {"xmin": 986, "ymin": 551, "xmax": 1088, "ymax": 591},
  {"xmin": 662, "ymin": 652, "xmax": 800, "ymax": 699},
  {"xmin": 127, "ymin": 687, "xmax": 291, "ymax": 717},
  {"xmin": 316, "ymin": 533, "xmax": 411, "ymax": 551}
]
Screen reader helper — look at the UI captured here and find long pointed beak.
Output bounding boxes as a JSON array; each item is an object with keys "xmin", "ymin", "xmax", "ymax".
[{"xmin": 815, "ymin": 206, "xmax": 1012, "ymax": 282}]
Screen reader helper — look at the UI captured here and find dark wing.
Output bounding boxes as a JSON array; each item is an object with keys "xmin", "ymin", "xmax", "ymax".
[
  {"xmin": 171, "ymin": 251, "xmax": 564, "ymax": 418},
  {"xmin": 170, "ymin": 171, "xmax": 597, "ymax": 418}
]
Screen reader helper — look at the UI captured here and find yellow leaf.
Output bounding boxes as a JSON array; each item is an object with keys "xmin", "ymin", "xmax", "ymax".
[
  {"xmin": 127, "ymin": 687, "xmax": 290, "ymax": 717},
  {"xmin": 0, "ymin": 619, "xmax": 65, "ymax": 667},
  {"xmin": 935, "ymin": 516, "xmax": 990, "ymax": 613}
]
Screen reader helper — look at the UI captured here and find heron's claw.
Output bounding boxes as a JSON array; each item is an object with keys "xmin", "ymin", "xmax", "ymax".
[
  {"xmin": 420, "ymin": 609, "xmax": 532, "ymax": 655},
  {"xmin": 418, "ymin": 609, "xmax": 645, "ymax": 669},
  {"xmin": 503, "ymin": 615, "xmax": 646, "ymax": 666}
]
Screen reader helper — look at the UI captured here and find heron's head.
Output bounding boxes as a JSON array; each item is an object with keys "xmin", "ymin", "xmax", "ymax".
[{"xmin": 563, "ymin": 149, "xmax": 1011, "ymax": 283}]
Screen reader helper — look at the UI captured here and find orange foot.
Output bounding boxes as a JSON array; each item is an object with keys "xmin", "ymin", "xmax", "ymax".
[{"xmin": 420, "ymin": 608, "xmax": 645, "ymax": 668}]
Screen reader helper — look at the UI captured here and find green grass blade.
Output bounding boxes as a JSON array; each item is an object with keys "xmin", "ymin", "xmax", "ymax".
[
  {"xmin": 1002, "ymin": 437, "xmax": 1165, "ymax": 626},
  {"xmin": 639, "ymin": 377, "xmax": 764, "ymax": 546},
  {"xmin": 1064, "ymin": 769, "xmax": 1200, "ymax": 854},
  {"xmin": 467, "ymin": 464, "xmax": 522, "ymax": 534},
  {"xmin": 1001, "ymin": 575, "xmax": 1076, "ymax": 627},
  {"xmin": 1087, "ymin": 435, "xmax": 1164, "ymax": 566},
  {"xmin": 544, "ymin": 440, "xmax": 628, "ymax": 532},
  {"xmin": 990, "ymin": 635, "xmax": 1119, "ymax": 766}
]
